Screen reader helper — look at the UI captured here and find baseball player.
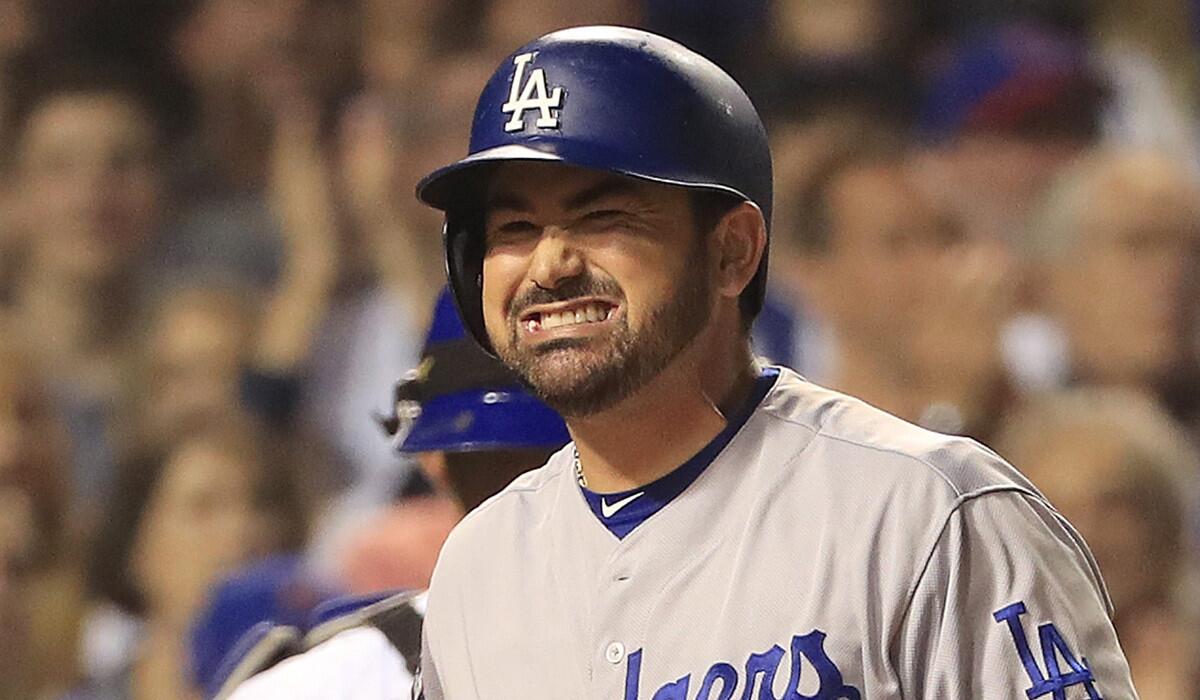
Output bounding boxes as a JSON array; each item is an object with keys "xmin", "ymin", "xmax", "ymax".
[
  {"xmin": 413, "ymin": 26, "xmax": 1138, "ymax": 699},
  {"xmin": 211, "ymin": 288, "xmax": 568, "ymax": 699}
]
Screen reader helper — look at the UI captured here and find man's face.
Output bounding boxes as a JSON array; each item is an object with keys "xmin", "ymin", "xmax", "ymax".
[
  {"xmin": 1051, "ymin": 171, "xmax": 1200, "ymax": 385},
  {"xmin": 17, "ymin": 92, "xmax": 162, "ymax": 282},
  {"xmin": 480, "ymin": 162, "xmax": 712, "ymax": 417}
]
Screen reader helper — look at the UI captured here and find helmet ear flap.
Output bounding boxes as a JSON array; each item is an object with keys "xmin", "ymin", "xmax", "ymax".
[{"xmin": 445, "ymin": 209, "xmax": 492, "ymax": 354}]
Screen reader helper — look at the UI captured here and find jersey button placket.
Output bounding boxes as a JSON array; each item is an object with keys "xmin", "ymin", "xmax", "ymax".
[{"xmin": 594, "ymin": 546, "xmax": 645, "ymax": 697}]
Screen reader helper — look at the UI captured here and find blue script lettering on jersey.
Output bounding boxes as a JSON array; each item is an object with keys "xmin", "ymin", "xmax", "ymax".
[
  {"xmin": 624, "ymin": 630, "xmax": 862, "ymax": 700},
  {"xmin": 993, "ymin": 601, "xmax": 1102, "ymax": 700}
]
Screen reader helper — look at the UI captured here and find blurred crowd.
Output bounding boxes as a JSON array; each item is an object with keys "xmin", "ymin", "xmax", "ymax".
[{"xmin": 0, "ymin": 1, "xmax": 1196, "ymax": 699}]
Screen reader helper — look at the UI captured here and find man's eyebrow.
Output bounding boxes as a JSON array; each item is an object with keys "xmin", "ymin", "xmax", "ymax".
[
  {"xmin": 485, "ymin": 176, "xmax": 644, "ymax": 214},
  {"xmin": 563, "ymin": 178, "xmax": 644, "ymax": 211}
]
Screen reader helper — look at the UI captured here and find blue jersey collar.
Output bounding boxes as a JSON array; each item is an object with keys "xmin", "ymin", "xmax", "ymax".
[{"xmin": 579, "ymin": 367, "xmax": 780, "ymax": 539}]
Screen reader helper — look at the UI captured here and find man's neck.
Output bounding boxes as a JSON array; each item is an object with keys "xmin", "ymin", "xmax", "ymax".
[{"xmin": 569, "ymin": 335, "xmax": 759, "ymax": 493}]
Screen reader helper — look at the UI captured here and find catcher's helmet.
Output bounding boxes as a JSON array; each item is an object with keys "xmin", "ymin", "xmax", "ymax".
[
  {"xmin": 416, "ymin": 25, "xmax": 773, "ymax": 353},
  {"xmin": 381, "ymin": 287, "xmax": 569, "ymax": 453}
]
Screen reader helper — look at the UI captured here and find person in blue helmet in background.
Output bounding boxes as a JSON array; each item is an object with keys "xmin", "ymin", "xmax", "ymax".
[{"xmin": 193, "ymin": 287, "xmax": 567, "ymax": 700}]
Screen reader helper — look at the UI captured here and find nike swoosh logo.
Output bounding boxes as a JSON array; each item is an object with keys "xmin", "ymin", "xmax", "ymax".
[{"xmin": 601, "ymin": 492, "xmax": 645, "ymax": 518}]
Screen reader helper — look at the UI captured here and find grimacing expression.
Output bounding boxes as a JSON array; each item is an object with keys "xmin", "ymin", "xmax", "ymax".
[{"xmin": 480, "ymin": 163, "xmax": 713, "ymax": 417}]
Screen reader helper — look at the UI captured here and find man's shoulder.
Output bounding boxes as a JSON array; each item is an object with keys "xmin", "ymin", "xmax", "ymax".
[
  {"xmin": 435, "ymin": 445, "xmax": 573, "ymax": 558},
  {"xmin": 469, "ymin": 442, "xmax": 573, "ymax": 516},
  {"xmin": 760, "ymin": 368, "xmax": 1039, "ymax": 504}
]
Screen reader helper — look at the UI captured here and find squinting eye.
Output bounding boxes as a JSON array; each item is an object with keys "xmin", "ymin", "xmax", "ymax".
[
  {"xmin": 486, "ymin": 221, "xmax": 539, "ymax": 247},
  {"xmin": 583, "ymin": 210, "xmax": 625, "ymax": 222}
]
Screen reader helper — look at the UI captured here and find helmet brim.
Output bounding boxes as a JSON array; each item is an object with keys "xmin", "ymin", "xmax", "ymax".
[
  {"xmin": 416, "ymin": 143, "xmax": 755, "ymax": 214},
  {"xmin": 416, "ymin": 144, "xmax": 565, "ymax": 212}
]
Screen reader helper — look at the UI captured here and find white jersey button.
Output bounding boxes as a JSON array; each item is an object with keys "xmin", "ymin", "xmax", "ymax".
[{"xmin": 604, "ymin": 641, "xmax": 625, "ymax": 664}]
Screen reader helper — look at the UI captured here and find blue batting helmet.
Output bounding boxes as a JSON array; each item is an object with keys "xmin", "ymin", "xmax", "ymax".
[
  {"xmin": 380, "ymin": 287, "xmax": 569, "ymax": 453},
  {"xmin": 416, "ymin": 25, "xmax": 773, "ymax": 353}
]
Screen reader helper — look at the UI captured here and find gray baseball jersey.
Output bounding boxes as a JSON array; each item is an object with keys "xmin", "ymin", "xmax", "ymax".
[{"xmin": 419, "ymin": 367, "xmax": 1137, "ymax": 699}]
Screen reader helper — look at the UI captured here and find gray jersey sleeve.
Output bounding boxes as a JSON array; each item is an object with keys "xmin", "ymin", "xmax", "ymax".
[{"xmin": 895, "ymin": 489, "xmax": 1138, "ymax": 699}]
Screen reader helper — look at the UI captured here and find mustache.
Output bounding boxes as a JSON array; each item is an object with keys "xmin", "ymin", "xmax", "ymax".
[{"xmin": 509, "ymin": 275, "xmax": 625, "ymax": 319}]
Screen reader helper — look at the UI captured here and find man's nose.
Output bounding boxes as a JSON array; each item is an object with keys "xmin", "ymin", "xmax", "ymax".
[{"xmin": 527, "ymin": 226, "xmax": 585, "ymax": 289}]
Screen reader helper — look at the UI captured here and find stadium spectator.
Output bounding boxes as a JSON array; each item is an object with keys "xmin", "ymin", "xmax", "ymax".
[
  {"xmin": 997, "ymin": 387, "xmax": 1200, "ymax": 699},
  {"xmin": 773, "ymin": 134, "xmax": 1016, "ymax": 440},
  {"xmin": 129, "ymin": 283, "xmax": 257, "ymax": 452},
  {"xmin": 0, "ymin": 339, "xmax": 84, "ymax": 698},
  {"xmin": 74, "ymin": 418, "xmax": 313, "ymax": 700},
  {"xmin": 5, "ymin": 60, "xmax": 167, "ymax": 511},
  {"xmin": 157, "ymin": 0, "xmax": 362, "ymax": 288},
  {"xmin": 1024, "ymin": 149, "xmax": 1200, "ymax": 420},
  {"xmin": 912, "ymin": 22, "xmax": 1107, "ymax": 246}
]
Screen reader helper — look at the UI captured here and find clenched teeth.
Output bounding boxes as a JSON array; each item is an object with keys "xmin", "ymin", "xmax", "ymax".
[{"xmin": 527, "ymin": 304, "xmax": 614, "ymax": 331}]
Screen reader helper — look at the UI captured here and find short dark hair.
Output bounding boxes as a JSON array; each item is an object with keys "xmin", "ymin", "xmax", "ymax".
[{"xmin": 690, "ymin": 189, "xmax": 744, "ymax": 238}]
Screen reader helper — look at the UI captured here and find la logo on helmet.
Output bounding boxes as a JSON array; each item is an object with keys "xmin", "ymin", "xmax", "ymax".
[{"xmin": 502, "ymin": 52, "xmax": 564, "ymax": 132}]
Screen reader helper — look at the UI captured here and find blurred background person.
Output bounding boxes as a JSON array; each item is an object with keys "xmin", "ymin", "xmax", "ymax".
[
  {"xmin": 997, "ymin": 388, "xmax": 1200, "ymax": 700},
  {"xmin": 4, "ymin": 57, "xmax": 167, "ymax": 519},
  {"xmin": 128, "ymin": 283, "xmax": 258, "ymax": 454},
  {"xmin": 770, "ymin": 132, "xmax": 1017, "ymax": 441},
  {"xmin": 0, "ymin": 338, "xmax": 84, "ymax": 699},
  {"xmin": 911, "ymin": 22, "xmax": 1108, "ymax": 247},
  {"xmin": 72, "ymin": 418, "xmax": 313, "ymax": 700},
  {"xmin": 1022, "ymin": 149, "xmax": 1200, "ymax": 425}
]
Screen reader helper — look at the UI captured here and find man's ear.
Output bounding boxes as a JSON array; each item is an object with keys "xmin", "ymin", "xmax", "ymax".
[{"xmin": 712, "ymin": 201, "xmax": 767, "ymax": 300}]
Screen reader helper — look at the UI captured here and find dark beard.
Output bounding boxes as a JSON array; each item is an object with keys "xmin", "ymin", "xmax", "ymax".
[{"xmin": 495, "ymin": 242, "xmax": 712, "ymax": 418}]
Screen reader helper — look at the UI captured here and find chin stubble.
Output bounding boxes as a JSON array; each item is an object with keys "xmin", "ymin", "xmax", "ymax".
[{"xmin": 496, "ymin": 244, "xmax": 711, "ymax": 418}]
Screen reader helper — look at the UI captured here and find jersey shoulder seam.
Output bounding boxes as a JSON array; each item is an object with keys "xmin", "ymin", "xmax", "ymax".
[
  {"xmin": 891, "ymin": 485, "xmax": 1049, "ymax": 647},
  {"xmin": 760, "ymin": 406, "xmax": 967, "ymax": 499}
]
